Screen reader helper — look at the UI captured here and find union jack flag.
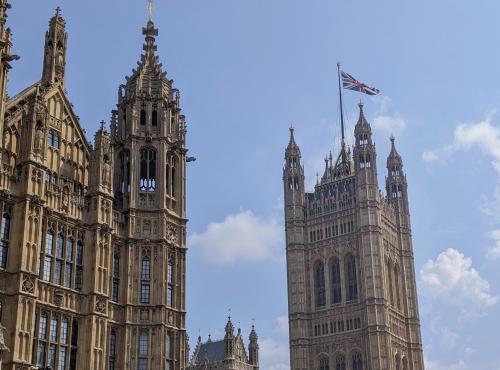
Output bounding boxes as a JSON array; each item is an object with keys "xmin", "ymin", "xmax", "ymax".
[{"xmin": 341, "ymin": 71, "xmax": 380, "ymax": 95}]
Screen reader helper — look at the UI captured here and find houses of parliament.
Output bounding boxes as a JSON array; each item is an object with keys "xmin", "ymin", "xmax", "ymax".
[{"xmin": 0, "ymin": 1, "xmax": 425, "ymax": 370}]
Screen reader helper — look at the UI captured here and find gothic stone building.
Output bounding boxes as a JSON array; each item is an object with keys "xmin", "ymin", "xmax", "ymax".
[
  {"xmin": 0, "ymin": 4, "xmax": 189, "ymax": 370},
  {"xmin": 283, "ymin": 104, "xmax": 424, "ymax": 370},
  {"xmin": 187, "ymin": 318, "xmax": 259, "ymax": 370}
]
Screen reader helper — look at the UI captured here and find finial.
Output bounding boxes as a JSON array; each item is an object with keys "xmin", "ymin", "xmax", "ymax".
[
  {"xmin": 316, "ymin": 172, "xmax": 319, "ymax": 184},
  {"xmin": 337, "ymin": 61, "xmax": 341, "ymax": 68},
  {"xmin": 289, "ymin": 124, "xmax": 295, "ymax": 133},
  {"xmin": 100, "ymin": 120, "xmax": 105, "ymax": 131},
  {"xmin": 252, "ymin": 318, "xmax": 255, "ymax": 329},
  {"xmin": 55, "ymin": 6, "xmax": 61, "ymax": 17},
  {"xmin": 358, "ymin": 100, "xmax": 364, "ymax": 110},
  {"xmin": 390, "ymin": 134, "xmax": 395, "ymax": 144},
  {"xmin": 147, "ymin": 0, "xmax": 154, "ymax": 22},
  {"xmin": 228, "ymin": 308, "xmax": 231, "ymax": 321}
]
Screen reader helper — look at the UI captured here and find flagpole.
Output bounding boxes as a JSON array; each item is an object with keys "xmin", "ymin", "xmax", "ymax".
[{"xmin": 337, "ymin": 61, "xmax": 345, "ymax": 142}]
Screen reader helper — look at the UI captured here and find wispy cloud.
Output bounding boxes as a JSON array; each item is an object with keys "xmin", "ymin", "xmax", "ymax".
[
  {"xmin": 370, "ymin": 95, "xmax": 407, "ymax": 135},
  {"xmin": 420, "ymin": 248, "xmax": 497, "ymax": 319},
  {"xmin": 423, "ymin": 114, "xmax": 500, "ymax": 258},
  {"xmin": 189, "ymin": 210, "xmax": 283, "ymax": 265}
]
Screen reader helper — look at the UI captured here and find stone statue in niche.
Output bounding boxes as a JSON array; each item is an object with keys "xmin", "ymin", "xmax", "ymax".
[
  {"xmin": 102, "ymin": 157, "xmax": 111, "ymax": 187},
  {"xmin": 34, "ymin": 125, "xmax": 44, "ymax": 154}
]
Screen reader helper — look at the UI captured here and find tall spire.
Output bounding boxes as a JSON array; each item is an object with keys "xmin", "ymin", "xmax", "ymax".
[{"xmin": 42, "ymin": 7, "xmax": 67, "ymax": 85}]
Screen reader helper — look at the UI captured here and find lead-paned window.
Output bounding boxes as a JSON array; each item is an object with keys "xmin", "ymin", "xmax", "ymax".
[
  {"xmin": 40, "ymin": 228, "xmax": 83, "ymax": 290},
  {"xmin": 33, "ymin": 312, "xmax": 77, "ymax": 369},
  {"xmin": 141, "ymin": 257, "xmax": 151, "ymax": 304}
]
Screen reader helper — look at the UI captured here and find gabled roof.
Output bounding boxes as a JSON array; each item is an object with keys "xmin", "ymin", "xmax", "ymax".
[{"xmin": 192, "ymin": 340, "xmax": 225, "ymax": 365}]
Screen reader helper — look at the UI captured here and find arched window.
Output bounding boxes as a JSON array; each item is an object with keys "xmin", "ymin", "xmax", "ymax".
[
  {"xmin": 331, "ymin": 258, "xmax": 341, "ymax": 304},
  {"xmin": 397, "ymin": 185, "xmax": 403, "ymax": 198},
  {"xmin": 42, "ymin": 231, "xmax": 54, "ymax": 281},
  {"xmin": 54, "ymin": 233, "xmax": 64, "ymax": 285},
  {"xmin": 394, "ymin": 265, "xmax": 401, "ymax": 309},
  {"xmin": 165, "ymin": 332, "xmax": 172, "ymax": 370},
  {"xmin": 365, "ymin": 154, "xmax": 371, "ymax": 168},
  {"xmin": 140, "ymin": 109, "xmax": 146, "ymax": 126},
  {"xmin": 387, "ymin": 261, "xmax": 394, "ymax": 306},
  {"xmin": 319, "ymin": 357, "xmax": 330, "ymax": 370},
  {"xmin": 352, "ymin": 352, "xmax": 363, "ymax": 370},
  {"xmin": 0, "ymin": 213, "xmax": 10, "ymax": 268},
  {"xmin": 345, "ymin": 255, "xmax": 358, "ymax": 301},
  {"xmin": 359, "ymin": 155, "xmax": 365, "ymax": 169},
  {"xmin": 139, "ymin": 147, "xmax": 156, "ymax": 192},
  {"xmin": 167, "ymin": 259, "xmax": 174, "ymax": 307},
  {"xmin": 314, "ymin": 262, "xmax": 326, "ymax": 307},
  {"xmin": 112, "ymin": 255, "xmax": 120, "ymax": 301},
  {"xmin": 141, "ymin": 257, "xmax": 151, "ymax": 304},
  {"xmin": 70, "ymin": 319, "xmax": 78, "ymax": 370},
  {"xmin": 75, "ymin": 241, "xmax": 83, "ymax": 291},
  {"xmin": 109, "ymin": 329, "xmax": 117, "ymax": 370},
  {"xmin": 1, "ymin": 213, "xmax": 10, "ymax": 240},
  {"xmin": 152, "ymin": 110, "xmax": 158, "ymax": 126},
  {"xmin": 138, "ymin": 330, "xmax": 149, "ymax": 370},
  {"xmin": 336, "ymin": 355, "xmax": 346, "ymax": 370},
  {"xmin": 118, "ymin": 150, "xmax": 131, "ymax": 193},
  {"xmin": 395, "ymin": 354, "xmax": 402, "ymax": 370},
  {"xmin": 35, "ymin": 312, "xmax": 48, "ymax": 366},
  {"xmin": 171, "ymin": 156, "xmax": 177, "ymax": 198}
]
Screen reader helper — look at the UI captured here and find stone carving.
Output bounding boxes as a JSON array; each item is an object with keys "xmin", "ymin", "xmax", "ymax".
[
  {"xmin": 166, "ymin": 224, "xmax": 178, "ymax": 244},
  {"xmin": 53, "ymin": 290, "xmax": 64, "ymax": 307},
  {"xmin": 34, "ymin": 126, "xmax": 44, "ymax": 154},
  {"xmin": 95, "ymin": 296, "xmax": 107, "ymax": 314},
  {"xmin": 21, "ymin": 274, "xmax": 35, "ymax": 294},
  {"xmin": 102, "ymin": 159, "xmax": 111, "ymax": 187}
]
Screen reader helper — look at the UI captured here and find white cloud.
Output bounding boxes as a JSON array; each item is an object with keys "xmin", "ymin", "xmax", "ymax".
[
  {"xmin": 188, "ymin": 210, "xmax": 283, "ymax": 265},
  {"xmin": 425, "ymin": 357, "xmax": 468, "ymax": 370},
  {"xmin": 373, "ymin": 115, "xmax": 406, "ymax": 134},
  {"xmin": 420, "ymin": 248, "xmax": 497, "ymax": 318},
  {"xmin": 423, "ymin": 116, "xmax": 500, "ymax": 259},
  {"xmin": 440, "ymin": 327, "xmax": 459, "ymax": 352},
  {"xmin": 370, "ymin": 95, "xmax": 407, "ymax": 134},
  {"xmin": 487, "ymin": 229, "xmax": 500, "ymax": 260},
  {"xmin": 275, "ymin": 316, "xmax": 289, "ymax": 335},
  {"xmin": 422, "ymin": 150, "xmax": 439, "ymax": 162},
  {"xmin": 260, "ymin": 338, "xmax": 290, "ymax": 370}
]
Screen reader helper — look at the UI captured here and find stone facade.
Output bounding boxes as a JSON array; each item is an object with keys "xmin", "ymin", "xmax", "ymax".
[
  {"xmin": 0, "ymin": 4, "xmax": 189, "ymax": 370},
  {"xmin": 283, "ymin": 103, "xmax": 424, "ymax": 370},
  {"xmin": 188, "ymin": 318, "xmax": 259, "ymax": 370}
]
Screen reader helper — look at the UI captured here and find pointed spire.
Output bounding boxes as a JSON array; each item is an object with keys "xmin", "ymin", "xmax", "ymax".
[
  {"xmin": 355, "ymin": 100, "xmax": 371, "ymax": 131},
  {"xmin": 42, "ymin": 6, "xmax": 67, "ymax": 85},
  {"xmin": 225, "ymin": 314, "xmax": 234, "ymax": 336},
  {"xmin": 387, "ymin": 135, "xmax": 402, "ymax": 164},
  {"xmin": 285, "ymin": 124, "xmax": 301, "ymax": 159}
]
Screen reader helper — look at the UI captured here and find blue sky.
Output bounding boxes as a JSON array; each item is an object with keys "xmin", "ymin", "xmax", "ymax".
[{"xmin": 10, "ymin": 1, "xmax": 500, "ymax": 369}]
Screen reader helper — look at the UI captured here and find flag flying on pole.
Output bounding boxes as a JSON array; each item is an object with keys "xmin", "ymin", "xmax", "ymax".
[{"xmin": 341, "ymin": 71, "xmax": 380, "ymax": 95}]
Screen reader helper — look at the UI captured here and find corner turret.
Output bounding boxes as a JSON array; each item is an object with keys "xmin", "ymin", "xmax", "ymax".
[
  {"xmin": 248, "ymin": 325, "xmax": 259, "ymax": 369},
  {"xmin": 386, "ymin": 136, "xmax": 409, "ymax": 217},
  {"xmin": 41, "ymin": 7, "xmax": 67, "ymax": 85},
  {"xmin": 283, "ymin": 126, "xmax": 305, "ymax": 219}
]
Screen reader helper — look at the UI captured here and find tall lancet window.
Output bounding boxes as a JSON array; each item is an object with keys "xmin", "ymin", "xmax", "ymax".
[
  {"xmin": 165, "ymin": 332, "xmax": 172, "ymax": 370},
  {"xmin": 138, "ymin": 330, "xmax": 149, "ymax": 370},
  {"xmin": 167, "ymin": 259, "xmax": 174, "ymax": 307},
  {"xmin": 119, "ymin": 150, "xmax": 131, "ymax": 193},
  {"xmin": 0, "ymin": 212, "xmax": 10, "ymax": 268},
  {"xmin": 139, "ymin": 147, "xmax": 156, "ymax": 192},
  {"xmin": 346, "ymin": 255, "xmax": 358, "ymax": 301},
  {"xmin": 331, "ymin": 258, "xmax": 342, "ymax": 304},
  {"xmin": 314, "ymin": 261, "xmax": 326, "ymax": 307},
  {"xmin": 152, "ymin": 110, "xmax": 158, "ymax": 126},
  {"xmin": 141, "ymin": 257, "xmax": 151, "ymax": 304},
  {"xmin": 140, "ymin": 109, "xmax": 146, "ymax": 126}
]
